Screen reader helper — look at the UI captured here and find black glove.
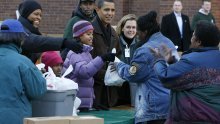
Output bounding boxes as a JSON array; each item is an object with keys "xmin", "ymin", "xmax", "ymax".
[
  {"xmin": 101, "ymin": 53, "xmax": 116, "ymax": 62},
  {"xmin": 62, "ymin": 39, "xmax": 83, "ymax": 53}
]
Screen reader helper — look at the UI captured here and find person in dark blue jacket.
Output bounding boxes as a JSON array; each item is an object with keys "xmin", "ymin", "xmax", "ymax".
[{"xmin": 0, "ymin": 19, "xmax": 47, "ymax": 124}]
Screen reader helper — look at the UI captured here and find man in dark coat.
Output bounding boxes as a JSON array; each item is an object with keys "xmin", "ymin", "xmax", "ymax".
[
  {"xmin": 91, "ymin": 0, "xmax": 119, "ymax": 110},
  {"xmin": 161, "ymin": 0, "xmax": 192, "ymax": 52}
]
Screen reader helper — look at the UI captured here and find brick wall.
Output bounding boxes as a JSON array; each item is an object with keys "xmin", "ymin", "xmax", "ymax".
[{"xmin": 0, "ymin": 0, "xmax": 219, "ymax": 35}]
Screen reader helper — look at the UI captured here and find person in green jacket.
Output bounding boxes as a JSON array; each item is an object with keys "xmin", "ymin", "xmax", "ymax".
[
  {"xmin": 191, "ymin": 0, "xmax": 215, "ymax": 31},
  {"xmin": 61, "ymin": 0, "xmax": 96, "ymax": 60}
]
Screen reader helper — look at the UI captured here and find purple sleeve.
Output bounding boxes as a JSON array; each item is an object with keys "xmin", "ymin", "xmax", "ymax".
[{"xmin": 74, "ymin": 56, "xmax": 104, "ymax": 79}]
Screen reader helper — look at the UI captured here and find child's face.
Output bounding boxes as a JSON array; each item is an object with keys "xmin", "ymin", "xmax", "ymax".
[
  {"xmin": 79, "ymin": 30, "xmax": 93, "ymax": 46},
  {"xmin": 52, "ymin": 63, "xmax": 63, "ymax": 77}
]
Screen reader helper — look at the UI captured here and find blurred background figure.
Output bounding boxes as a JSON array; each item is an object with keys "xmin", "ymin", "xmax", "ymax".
[
  {"xmin": 161, "ymin": 0, "xmax": 192, "ymax": 52},
  {"xmin": 191, "ymin": 0, "xmax": 215, "ymax": 31}
]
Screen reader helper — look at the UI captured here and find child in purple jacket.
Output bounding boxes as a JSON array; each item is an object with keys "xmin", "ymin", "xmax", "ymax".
[{"xmin": 62, "ymin": 20, "xmax": 115, "ymax": 111}]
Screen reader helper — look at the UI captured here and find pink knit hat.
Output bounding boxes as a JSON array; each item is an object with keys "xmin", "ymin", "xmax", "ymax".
[
  {"xmin": 41, "ymin": 51, "xmax": 63, "ymax": 71},
  {"xmin": 72, "ymin": 20, "xmax": 94, "ymax": 38}
]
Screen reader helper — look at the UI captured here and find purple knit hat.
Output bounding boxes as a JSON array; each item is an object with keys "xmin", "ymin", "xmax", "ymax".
[{"xmin": 72, "ymin": 20, "xmax": 94, "ymax": 38}]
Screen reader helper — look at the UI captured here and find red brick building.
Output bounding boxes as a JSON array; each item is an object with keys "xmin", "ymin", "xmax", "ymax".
[{"xmin": 1, "ymin": 0, "xmax": 220, "ymax": 35}]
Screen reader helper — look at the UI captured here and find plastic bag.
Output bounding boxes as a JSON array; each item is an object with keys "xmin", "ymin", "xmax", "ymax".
[
  {"xmin": 104, "ymin": 57, "xmax": 125, "ymax": 86},
  {"xmin": 43, "ymin": 65, "xmax": 78, "ymax": 90},
  {"xmin": 72, "ymin": 97, "xmax": 81, "ymax": 116}
]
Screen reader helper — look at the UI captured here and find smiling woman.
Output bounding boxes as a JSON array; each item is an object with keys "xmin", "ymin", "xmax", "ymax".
[
  {"xmin": 115, "ymin": 14, "xmax": 138, "ymax": 107},
  {"xmin": 17, "ymin": 0, "xmax": 83, "ymax": 63}
]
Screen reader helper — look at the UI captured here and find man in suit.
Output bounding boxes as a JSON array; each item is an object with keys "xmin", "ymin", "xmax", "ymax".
[{"xmin": 161, "ymin": 0, "xmax": 192, "ymax": 52}]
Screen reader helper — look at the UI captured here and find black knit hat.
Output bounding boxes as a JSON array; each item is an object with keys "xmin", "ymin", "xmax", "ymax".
[{"xmin": 19, "ymin": 0, "xmax": 42, "ymax": 19}]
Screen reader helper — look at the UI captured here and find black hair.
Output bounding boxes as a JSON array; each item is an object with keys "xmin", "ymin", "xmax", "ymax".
[
  {"xmin": 194, "ymin": 20, "xmax": 220, "ymax": 47},
  {"xmin": 0, "ymin": 33, "xmax": 25, "ymax": 47},
  {"xmin": 136, "ymin": 11, "xmax": 160, "ymax": 47},
  {"xmin": 97, "ymin": 0, "xmax": 114, "ymax": 8}
]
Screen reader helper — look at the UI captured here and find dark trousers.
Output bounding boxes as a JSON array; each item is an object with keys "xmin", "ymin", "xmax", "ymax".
[{"xmin": 93, "ymin": 82, "xmax": 118, "ymax": 110}]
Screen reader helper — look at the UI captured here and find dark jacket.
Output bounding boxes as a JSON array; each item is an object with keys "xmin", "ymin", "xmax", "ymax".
[
  {"xmin": 161, "ymin": 12, "xmax": 192, "ymax": 52},
  {"xmin": 117, "ymin": 36, "xmax": 138, "ymax": 105},
  {"xmin": 118, "ymin": 36, "xmax": 137, "ymax": 64},
  {"xmin": 191, "ymin": 9, "xmax": 215, "ymax": 31},
  {"xmin": 91, "ymin": 16, "xmax": 120, "ymax": 108},
  {"xmin": 18, "ymin": 17, "xmax": 64, "ymax": 62},
  {"xmin": 63, "ymin": 6, "xmax": 96, "ymax": 39}
]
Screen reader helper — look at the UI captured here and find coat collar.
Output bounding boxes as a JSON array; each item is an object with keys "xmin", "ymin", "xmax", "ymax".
[
  {"xmin": 74, "ymin": 3, "xmax": 96, "ymax": 21},
  {"xmin": 119, "ymin": 36, "xmax": 137, "ymax": 47},
  {"xmin": 82, "ymin": 44, "xmax": 93, "ymax": 52},
  {"xmin": 183, "ymin": 47, "xmax": 219, "ymax": 55},
  {"xmin": 92, "ymin": 16, "xmax": 115, "ymax": 37},
  {"xmin": 148, "ymin": 32, "xmax": 162, "ymax": 42},
  {"xmin": 0, "ymin": 43, "xmax": 22, "ymax": 53},
  {"xmin": 18, "ymin": 16, "xmax": 41, "ymax": 35}
]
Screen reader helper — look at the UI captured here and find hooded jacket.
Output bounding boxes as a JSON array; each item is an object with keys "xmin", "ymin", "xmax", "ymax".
[
  {"xmin": 63, "ymin": 1, "xmax": 96, "ymax": 40},
  {"xmin": 62, "ymin": 45, "xmax": 104, "ymax": 108},
  {"xmin": 0, "ymin": 44, "xmax": 46, "ymax": 124}
]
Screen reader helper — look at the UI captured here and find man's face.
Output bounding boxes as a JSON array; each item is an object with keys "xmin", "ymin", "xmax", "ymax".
[
  {"xmin": 202, "ymin": 1, "xmax": 211, "ymax": 12},
  {"xmin": 80, "ymin": 1, "xmax": 95, "ymax": 16},
  {"xmin": 173, "ymin": 1, "xmax": 183, "ymax": 13},
  {"xmin": 97, "ymin": 1, "xmax": 115, "ymax": 26}
]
